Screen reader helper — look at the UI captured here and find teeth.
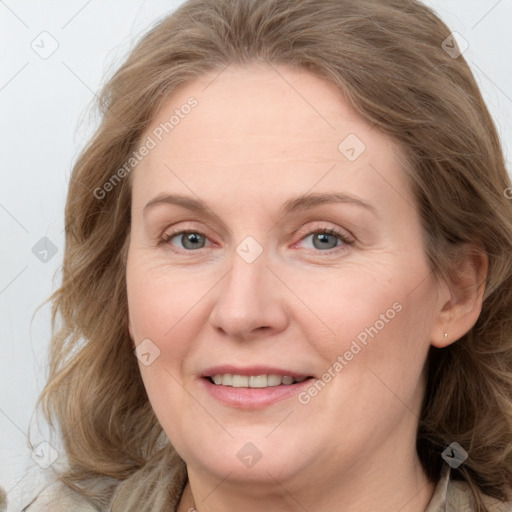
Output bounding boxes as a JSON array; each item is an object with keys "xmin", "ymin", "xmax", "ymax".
[
  {"xmin": 210, "ymin": 373, "xmax": 308, "ymax": 388},
  {"xmin": 232, "ymin": 375, "xmax": 249, "ymax": 387}
]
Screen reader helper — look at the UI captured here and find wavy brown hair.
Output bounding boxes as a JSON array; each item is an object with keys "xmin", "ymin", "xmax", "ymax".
[{"xmin": 32, "ymin": 0, "xmax": 512, "ymax": 510}]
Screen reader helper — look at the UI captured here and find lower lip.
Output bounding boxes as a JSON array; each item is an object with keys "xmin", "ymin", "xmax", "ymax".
[{"xmin": 199, "ymin": 377, "xmax": 314, "ymax": 409}]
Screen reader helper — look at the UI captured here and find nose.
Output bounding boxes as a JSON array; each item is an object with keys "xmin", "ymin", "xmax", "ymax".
[{"xmin": 208, "ymin": 247, "xmax": 289, "ymax": 340}]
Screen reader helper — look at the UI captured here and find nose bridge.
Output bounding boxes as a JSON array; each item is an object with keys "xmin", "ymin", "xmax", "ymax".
[
  {"xmin": 209, "ymin": 241, "xmax": 286, "ymax": 337},
  {"xmin": 227, "ymin": 253, "xmax": 263, "ymax": 302},
  {"xmin": 225, "ymin": 233, "xmax": 269, "ymax": 297}
]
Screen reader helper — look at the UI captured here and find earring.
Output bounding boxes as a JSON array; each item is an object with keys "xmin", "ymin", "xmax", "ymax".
[{"xmin": 444, "ymin": 332, "xmax": 448, "ymax": 340}]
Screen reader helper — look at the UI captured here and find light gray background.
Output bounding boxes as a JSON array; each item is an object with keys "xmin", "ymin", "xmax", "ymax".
[{"xmin": 1, "ymin": 1, "xmax": 511, "ymax": 510}]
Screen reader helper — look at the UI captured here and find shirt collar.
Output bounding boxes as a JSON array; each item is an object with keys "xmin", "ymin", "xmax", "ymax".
[{"xmin": 424, "ymin": 465, "xmax": 451, "ymax": 512}]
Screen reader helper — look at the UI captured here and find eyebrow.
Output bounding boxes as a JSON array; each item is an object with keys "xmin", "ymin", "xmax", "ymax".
[{"xmin": 143, "ymin": 191, "xmax": 377, "ymax": 219}]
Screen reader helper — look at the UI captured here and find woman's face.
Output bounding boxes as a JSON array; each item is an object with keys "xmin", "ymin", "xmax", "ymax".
[{"xmin": 126, "ymin": 63, "xmax": 443, "ymax": 489}]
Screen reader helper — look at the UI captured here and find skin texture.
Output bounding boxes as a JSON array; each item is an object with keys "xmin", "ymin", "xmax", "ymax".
[{"xmin": 126, "ymin": 63, "xmax": 487, "ymax": 512}]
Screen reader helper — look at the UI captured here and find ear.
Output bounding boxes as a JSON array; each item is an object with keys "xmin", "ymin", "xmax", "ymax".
[{"xmin": 430, "ymin": 245, "xmax": 488, "ymax": 348}]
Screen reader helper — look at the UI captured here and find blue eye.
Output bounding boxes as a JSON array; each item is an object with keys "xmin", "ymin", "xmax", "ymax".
[
  {"xmin": 163, "ymin": 231, "xmax": 209, "ymax": 250},
  {"xmin": 304, "ymin": 232, "xmax": 341, "ymax": 250},
  {"xmin": 160, "ymin": 227, "xmax": 354, "ymax": 253},
  {"xmin": 298, "ymin": 228, "xmax": 354, "ymax": 252}
]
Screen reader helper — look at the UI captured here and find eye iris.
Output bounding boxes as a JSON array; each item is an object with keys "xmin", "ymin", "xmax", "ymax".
[
  {"xmin": 182, "ymin": 232, "xmax": 205, "ymax": 249},
  {"xmin": 313, "ymin": 233, "xmax": 338, "ymax": 250}
]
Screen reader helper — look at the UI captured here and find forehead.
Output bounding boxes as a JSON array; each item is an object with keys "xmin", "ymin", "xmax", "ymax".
[
  {"xmin": 132, "ymin": 63, "xmax": 412, "ymax": 213},
  {"xmin": 144, "ymin": 63, "xmax": 376, "ymax": 157}
]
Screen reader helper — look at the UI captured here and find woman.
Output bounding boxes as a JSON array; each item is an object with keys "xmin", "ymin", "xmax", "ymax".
[{"xmin": 21, "ymin": 0, "xmax": 512, "ymax": 510}]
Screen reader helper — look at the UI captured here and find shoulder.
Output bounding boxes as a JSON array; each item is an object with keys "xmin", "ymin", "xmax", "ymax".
[
  {"xmin": 447, "ymin": 479, "xmax": 512, "ymax": 512},
  {"xmin": 21, "ymin": 481, "xmax": 101, "ymax": 512},
  {"xmin": 427, "ymin": 465, "xmax": 512, "ymax": 512}
]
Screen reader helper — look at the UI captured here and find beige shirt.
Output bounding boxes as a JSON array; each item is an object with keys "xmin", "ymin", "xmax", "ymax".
[
  {"xmin": 425, "ymin": 466, "xmax": 512, "ymax": 512},
  {"xmin": 22, "ymin": 465, "xmax": 512, "ymax": 511}
]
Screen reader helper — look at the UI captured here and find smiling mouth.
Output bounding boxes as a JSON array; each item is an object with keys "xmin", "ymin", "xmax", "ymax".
[{"xmin": 205, "ymin": 374, "xmax": 314, "ymax": 388}]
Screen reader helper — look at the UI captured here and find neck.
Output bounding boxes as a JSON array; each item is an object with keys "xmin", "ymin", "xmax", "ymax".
[{"xmin": 177, "ymin": 456, "xmax": 435, "ymax": 512}]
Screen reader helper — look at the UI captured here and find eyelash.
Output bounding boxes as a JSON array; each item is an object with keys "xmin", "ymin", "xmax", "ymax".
[{"xmin": 159, "ymin": 225, "xmax": 355, "ymax": 255}]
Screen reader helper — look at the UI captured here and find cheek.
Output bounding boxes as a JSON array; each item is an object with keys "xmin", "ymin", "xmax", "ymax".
[
  {"xmin": 126, "ymin": 259, "xmax": 204, "ymax": 442},
  {"xmin": 298, "ymin": 279, "xmax": 435, "ymax": 445},
  {"xmin": 294, "ymin": 258, "xmax": 435, "ymax": 390},
  {"xmin": 126, "ymin": 255, "xmax": 208, "ymax": 348},
  {"xmin": 283, "ymin": 262, "xmax": 402, "ymax": 349}
]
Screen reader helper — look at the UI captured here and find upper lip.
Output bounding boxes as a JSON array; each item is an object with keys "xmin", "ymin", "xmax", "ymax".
[{"xmin": 200, "ymin": 365, "xmax": 313, "ymax": 379}]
